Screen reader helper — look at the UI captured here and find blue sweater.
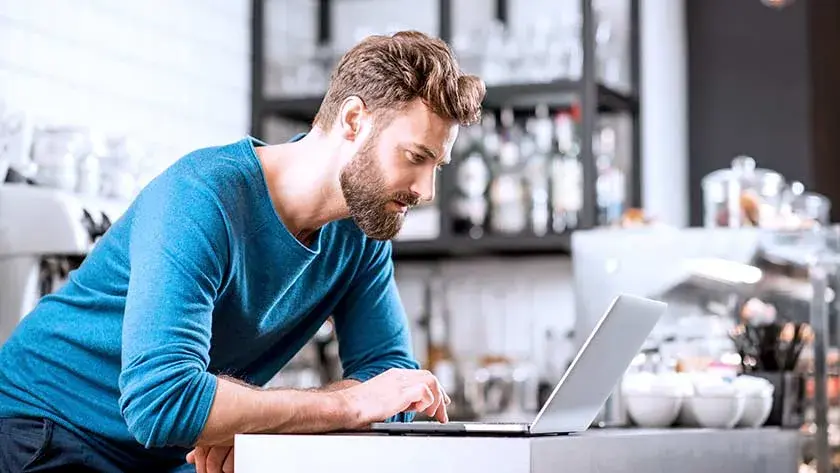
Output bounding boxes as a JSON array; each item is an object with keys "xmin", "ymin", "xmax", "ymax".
[{"xmin": 0, "ymin": 136, "xmax": 419, "ymax": 465}]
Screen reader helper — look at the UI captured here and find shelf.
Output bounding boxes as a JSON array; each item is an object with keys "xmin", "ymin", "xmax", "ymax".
[
  {"xmin": 260, "ymin": 81, "xmax": 637, "ymax": 124},
  {"xmin": 597, "ymin": 85, "xmax": 639, "ymax": 114},
  {"xmin": 391, "ymin": 233, "xmax": 572, "ymax": 260},
  {"xmin": 482, "ymin": 80, "xmax": 637, "ymax": 114}
]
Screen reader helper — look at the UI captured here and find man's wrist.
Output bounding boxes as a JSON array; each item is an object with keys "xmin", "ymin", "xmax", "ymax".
[{"xmin": 329, "ymin": 387, "xmax": 362, "ymax": 430}]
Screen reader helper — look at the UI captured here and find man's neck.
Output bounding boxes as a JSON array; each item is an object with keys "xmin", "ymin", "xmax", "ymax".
[{"xmin": 255, "ymin": 130, "xmax": 349, "ymax": 243}]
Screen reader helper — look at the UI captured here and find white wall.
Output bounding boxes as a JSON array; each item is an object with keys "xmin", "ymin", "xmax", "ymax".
[{"xmin": 0, "ymin": 0, "xmax": 251, "ymax": 170}]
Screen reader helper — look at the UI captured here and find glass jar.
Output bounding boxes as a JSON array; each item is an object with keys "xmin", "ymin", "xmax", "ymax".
[
  {"xmin": 701, "ymin": 155, "xmax": 786, "ymax": 228},
  {"xmin": 793, "ymin": 191, "xmax": 831, "ymax": 227}
]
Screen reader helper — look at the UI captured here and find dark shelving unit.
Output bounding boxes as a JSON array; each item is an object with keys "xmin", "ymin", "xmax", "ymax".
[
  {"xmin": 260, "ymin": 80, "xmax": 637, "ymax": 125},
  {"xmin": 250, "ymin": 0, "xmax": 641, "ymax": 261},
  {"xmin": 391, "ymin": 233, "xmax": 572, "ymax": 260}
]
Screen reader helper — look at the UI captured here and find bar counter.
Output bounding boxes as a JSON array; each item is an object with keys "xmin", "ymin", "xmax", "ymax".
[{"xmin": 234, "ymin": 427, "xmax": 802, "ymax": 473}]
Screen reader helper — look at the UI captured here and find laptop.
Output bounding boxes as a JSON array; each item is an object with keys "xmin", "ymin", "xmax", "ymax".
[{"xmin": 369, "ymin": 294, "xmax": 667, "ymax": 436}]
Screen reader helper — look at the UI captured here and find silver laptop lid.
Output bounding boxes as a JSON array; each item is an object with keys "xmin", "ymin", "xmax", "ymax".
[{"xmin": 528, "ymin": 294, "xmax": 667, "ymax": 434}]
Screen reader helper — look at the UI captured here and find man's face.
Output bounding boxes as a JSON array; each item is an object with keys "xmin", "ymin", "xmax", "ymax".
[{"xmin": 340, "ymin": 99, "xmax": 459, "ymax": 240}]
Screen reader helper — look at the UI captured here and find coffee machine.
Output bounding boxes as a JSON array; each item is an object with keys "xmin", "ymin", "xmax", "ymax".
[{"xmin": 0, "ymin": 183, "xmax": 128, "ymax": 346}]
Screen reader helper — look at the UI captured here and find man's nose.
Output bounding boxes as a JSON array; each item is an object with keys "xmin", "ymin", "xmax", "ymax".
[{"xmin": 410, "ymin": 170, "xmax": 436, "ymax": 203}]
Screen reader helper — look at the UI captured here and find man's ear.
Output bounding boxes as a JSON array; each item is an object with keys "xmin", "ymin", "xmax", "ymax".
[{"xmin": 338, "ymin": 96, "xmax": 368, "ymax": 142}]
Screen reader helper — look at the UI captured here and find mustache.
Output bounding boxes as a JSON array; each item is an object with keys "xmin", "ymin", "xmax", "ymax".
[{"xmin": 390, "ymin": 192, "xmax": 420, "ymax": 207}]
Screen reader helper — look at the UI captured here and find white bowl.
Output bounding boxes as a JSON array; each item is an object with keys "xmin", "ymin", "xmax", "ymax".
[
  {"xmin": 624, "ymin": 394, "xmax": 683, "ymax": 428},
  {"xmin": 733, "ymin": 375, "xmax": 775, "ymax": 397},
  {"xmin": 684, "ymin": 394, "xmax": 746, "ymax": 429},
  {"xmin": 737, "ymin": 394, "xmax": 774, "ymax": 428}
]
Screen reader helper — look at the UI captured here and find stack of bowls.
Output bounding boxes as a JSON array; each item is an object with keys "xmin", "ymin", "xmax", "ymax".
[
  {"xmin": 733, "ymin": 375, "xmax": 775, "ymax": 427},
  {"xmin": 678, "ymin": 374, "xmax": 746, "ymax": 429},
  {"xmin": 621, "ymin": 372, "xmax": 691, "ymax": 428},
  {"xmin": 622, "ymin": 372, "xmax": 776, "ymax": 429}
]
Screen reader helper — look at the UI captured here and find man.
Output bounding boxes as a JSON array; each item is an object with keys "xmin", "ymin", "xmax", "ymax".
[{"xmin": 0, "ymin": 30, "xmax": 485, "ymax": 472}]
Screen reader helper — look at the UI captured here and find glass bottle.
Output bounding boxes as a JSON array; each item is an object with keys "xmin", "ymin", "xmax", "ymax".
[
  {"xmin": 524, "ymin": 104, "xmax": 553, "ymax": 236},
  {"xmin": 594, "ymin": 124, "xmax": 625, "ymax": 226},
  {"xmin": 451, "ymin": 115, "xmax": 492, "ymax": 239},
  {"xmin": 489, "ymin": 108, "xmax": 528, "ymax": 235},
  {"xmin": 550, "ymin": 112, "xmax": 582, "ymax": 233}
]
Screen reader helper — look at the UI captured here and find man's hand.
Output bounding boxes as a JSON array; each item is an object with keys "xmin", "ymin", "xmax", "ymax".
[
  {"xmin": 339, "ymin": 368, "xmax": 451, "ymax": 428},
  {"xmin": 183, "ymin": 371, "xmax": 447, "ymax": 471},
  {"xmin": 187, "ymin": 445, "xmax": 234, "ymax": 473}
]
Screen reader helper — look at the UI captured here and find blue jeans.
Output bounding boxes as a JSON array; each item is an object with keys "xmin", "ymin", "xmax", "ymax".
[{"xmin": 0, "ymin": 417, "xmax": 194, "ymax": 472}]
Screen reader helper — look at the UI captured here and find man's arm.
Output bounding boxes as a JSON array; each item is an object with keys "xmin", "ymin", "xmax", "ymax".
[
  {"xmin": 226, "ymin": 375, "xmax": 359, "ymax": 392},
  {"xmin": 194, "ymin": 370, "xmax": 443, "ymax": 446},
  {"xmin": 190, "ymin": 377, "xmax": 359, "ymax": 445},
  {"xmin": 192, "ymin": 377, "xmax": 349, "ymax": 446},
  {"xmin": 118, "ymin": 176, "xmax": 230, "ymax": 449},
  {"xmin": 186, "ymin": 378, "xmax": 360, "ymax": 470},
  {"xmin": 331, "ymin": 239, "xmax": 449, "ymax": 423}
]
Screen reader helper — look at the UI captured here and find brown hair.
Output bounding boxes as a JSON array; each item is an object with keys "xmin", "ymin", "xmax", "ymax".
[{"xmin": 312, "ymin": 30, "xmax": 485, "ymax": 130}]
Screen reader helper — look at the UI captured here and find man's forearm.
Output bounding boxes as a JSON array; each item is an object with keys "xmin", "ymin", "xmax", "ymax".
[
  {"xmin": 263, "ymin": 377, "xmax": 360, "ymax": 393},
  {"xmin": 194, "ymin": 376, "xmax": 359, "ymax": 446},
  {"xmin": 225, "ymin": 375, "xmax": 358, "ymax": 392}
]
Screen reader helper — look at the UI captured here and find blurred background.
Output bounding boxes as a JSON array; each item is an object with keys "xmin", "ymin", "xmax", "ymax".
[{"xmin": 2, "ymin": 0, "xmax": 840, "ymax": 471}]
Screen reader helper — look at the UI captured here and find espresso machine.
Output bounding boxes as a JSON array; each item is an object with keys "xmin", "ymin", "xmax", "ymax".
[{"xmin": 0, "ymin": 183, "xmax": 127, "ymax": 346}]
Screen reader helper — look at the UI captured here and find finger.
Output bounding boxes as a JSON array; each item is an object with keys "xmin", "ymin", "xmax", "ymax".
[
  {"xmin": 413, "ymin": 382, "xmax": 435, "ymax": 409},
  {"xmin": 195, "ymin": 447, "xmax": 208, "ymax": 473},
  {"xmin": 432, "ymin": 383, "xmax": 450, "ymax": 419},
  {"xmin": 442, "ymin": 386, "xmax": 452, "ymax": 405},
  {"xmin": 186, "ymin": 450, "xmax": 196, "ymax": 464},
  {"xmin": 404, "ymin": 385, "xmax": 424, "ymax": 412},
  {"xmin": 407, "ymin": 400, "xmax": 424, "ymax": 413},
  {"xmin": 206, "ymin": 447, "xmax": 231, "ymax": 473},
  {"xmin": 420, "ymin": 384, "xmax": 435, "ymax": 411},
  {"xmin": 433, "ymin": 396, "xmax": 449, "ymax": 423},
  {"xmin": 433, "ymin": 380, "xmax": 450, "ymax": 406},
  {"xmin": 420, "ymin": 371, "xmax": 444, "ymax": 403},
  {"xmin": 423, "ymin": 395, "xmax": 441, "ymax": 418},
  {"xmin": 405, "ymin": 384, "xmax": 435, "ymax": 412},
  {"xmin": 409, "ymin": 370, "xmax": 448, "ymax": 406},
  {"xmin": 425, "ymin": 375, "xmax": 446, "ymax": 410},
  {"xmin": 423, "ymin": 386, "xmax": 443, "ymax": 418},
  {"xmin": 223, "ymin": 447, "xmax": 235, "ymax": 473},
  {"xmin": 432, "ymin": 383, "xmax": 449, "ymax": 422}
]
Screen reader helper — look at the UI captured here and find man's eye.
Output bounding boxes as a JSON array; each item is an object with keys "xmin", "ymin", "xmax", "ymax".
[{"xmin": 408, "ymin": 152, "xmax": 424, "ymax": 164}]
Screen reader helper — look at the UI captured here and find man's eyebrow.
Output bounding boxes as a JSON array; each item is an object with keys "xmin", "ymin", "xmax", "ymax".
[{"xmin": 414, "ymin": 143, "xmax": 450, "ymax": 165}]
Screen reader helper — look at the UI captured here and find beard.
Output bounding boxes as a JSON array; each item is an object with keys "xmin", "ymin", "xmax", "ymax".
[{"xmin": 339, "ymin": 135, "xmax": 418, "ymax": 241}]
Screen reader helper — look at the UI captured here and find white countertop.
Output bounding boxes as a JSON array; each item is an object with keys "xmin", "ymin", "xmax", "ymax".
[{"xmin": 234, "ymin": 428, "xmax": 801, "ymax": 473}]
